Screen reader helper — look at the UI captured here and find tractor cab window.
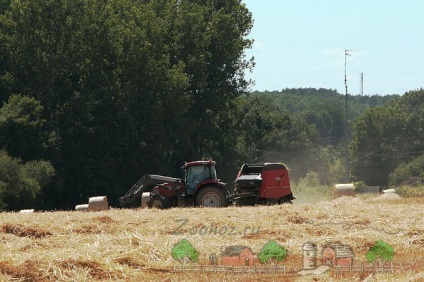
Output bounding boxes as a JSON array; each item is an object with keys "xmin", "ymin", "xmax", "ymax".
[
  {"xmin": 210, "ymin": 165, "xmax": 217, "ymax": 180},
  {"xmin": 185, "ymin": 165, "xmax": 215, "ymax": 195}
]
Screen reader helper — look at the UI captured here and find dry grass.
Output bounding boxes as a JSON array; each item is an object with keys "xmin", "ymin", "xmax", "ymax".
[{"xmin": 0, "ymin": 195, "xmax": 423, "ymax": 281}]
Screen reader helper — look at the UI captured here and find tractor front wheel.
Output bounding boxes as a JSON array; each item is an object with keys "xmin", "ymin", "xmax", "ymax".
[
  {"xmin": 195, "ymin": 186, "xmax": 228, "ymax": 207},
  {"xmin": 148, "ymin": 195, "xmax": 169, "ymax": 209}
]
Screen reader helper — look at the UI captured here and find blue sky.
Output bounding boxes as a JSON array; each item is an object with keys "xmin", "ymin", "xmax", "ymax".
[{"xmin": 242, "ymin": 0, "xmax": 423, "ymax": 95}]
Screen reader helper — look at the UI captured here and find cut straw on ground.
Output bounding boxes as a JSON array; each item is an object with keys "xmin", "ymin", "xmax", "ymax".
[{"xmin": 0, "ymin": 195, "xmax": 423, "ymax": 281}]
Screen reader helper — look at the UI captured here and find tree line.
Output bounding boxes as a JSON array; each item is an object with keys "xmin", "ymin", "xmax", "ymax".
[
  {"xmin": 1, "ymin": 0, "xmax": 423, "ymax": 210},
  {"xmin": 0, "ymin": 0, "xmax": 254, "ymax": 210}
]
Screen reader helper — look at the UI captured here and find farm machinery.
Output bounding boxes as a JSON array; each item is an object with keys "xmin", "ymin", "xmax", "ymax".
[
  {"xmin": 232, "ymin": 163, "xmax": 294, "ymax": 205},
  {"xmin": 119, "ymin": 160, "xmax": 228, "ymax": 209},
  {"xmin": 118, "ymin": 160, "xmax": 294, "ymax": 209}
]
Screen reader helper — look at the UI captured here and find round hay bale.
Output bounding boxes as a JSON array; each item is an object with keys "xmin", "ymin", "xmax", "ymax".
[
  {"xmin": 334, "ymin": 183, "xmax": 355, "ymax": 198},
  {"xmin": 19, "ymin": 209, "xmax": 34, "ymax": 214},
  {"xmin": 372, "ymin": 193, "xmax": 401, "ymax": 201},
  {"xmin": 75, "ymin": 204, "xmax": 89, "ymax": 211},
  {"xmin": 382, "ymin": 188, "xmax": 396, "ymax": 194},
  {"xmin": 87, "ymin": 196, "xmax": 109, "ymax": 211}
]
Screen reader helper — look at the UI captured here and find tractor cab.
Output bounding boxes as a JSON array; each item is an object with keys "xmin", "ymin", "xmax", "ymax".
[{"xmin": 183, "ymin": 160, "xmax": 217, "ymax": 195}]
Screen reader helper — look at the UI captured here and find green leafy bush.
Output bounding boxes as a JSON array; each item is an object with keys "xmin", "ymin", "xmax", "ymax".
[
  {"xmin": 396, "ymin": 185, "xmax": 424, "ymax": 198},
  {"xmin": 366, "ymin": 240, "xmax": 395, "ymax": 264},
  {"xmin": 389, "ymin": 155, "xmax": 424, "ymax": 186},
  {"xmin": 171, "ymin": 239, "xmax": 199, "ymax": 263},
  {"xmin": 0, "ymin": 151, "xmax": 54, "ymax": 210},
  {"xmin": 258, "ymin": 240, "xmax": 287, "ymax": 264}
]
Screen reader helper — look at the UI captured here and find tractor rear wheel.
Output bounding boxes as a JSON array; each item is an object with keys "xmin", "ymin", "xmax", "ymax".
[
  {"xmin": 148, "ymin": 195, "xmax": 169, "ymax": 209},
  {"xmin": 195, "ymin": 186, "xmax": 227, "ymax": 207}
]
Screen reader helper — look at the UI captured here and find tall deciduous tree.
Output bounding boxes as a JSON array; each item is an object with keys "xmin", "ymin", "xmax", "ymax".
[
  {"xmin": 0, "ymin": 0, "xmax": 13, "ymax": 104},
  {"xmin": 233, "ymin": 94, "xmax": 320, "ymax": 181},
  {"xmin": 0, "ymin": 0, "xmax": 254, "ymax": 208},
  {"xmin": 0, "ymin": 95, "xmax": 47, "ymax": 161},
  {"xmin": 0, "ymin": 150, "xmax": 54, "ymax": 210},
  {"xmin": 389, "ymin": 154, "xmax": 424, "ymax": 186},
  {"xmin": 351, "ymin": 89, "xmax": 424, "ymax": 185},
  {"xmin": 172, "ymin": 0, "xmax": 254, "ymax": 161}
]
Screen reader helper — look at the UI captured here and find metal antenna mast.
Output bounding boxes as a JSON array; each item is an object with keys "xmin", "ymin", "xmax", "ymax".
[{"xmin": 344, "ymin": 49, "xmax": 353, "ymax": 183}]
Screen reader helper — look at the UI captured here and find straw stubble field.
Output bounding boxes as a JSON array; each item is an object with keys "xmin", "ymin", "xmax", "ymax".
[{"xmin": 1, "ymin": 195, "xmax": 424, "ymax": 281}]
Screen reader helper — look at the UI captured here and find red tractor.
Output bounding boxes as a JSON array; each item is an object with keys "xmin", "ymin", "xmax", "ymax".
[
  {"xmin": 232, "ymin": 163, "xmax": 295, "ymax": 205},
  {"xmin": 118, "ymin": 160, "xmax": 229, "ymax": 209}
]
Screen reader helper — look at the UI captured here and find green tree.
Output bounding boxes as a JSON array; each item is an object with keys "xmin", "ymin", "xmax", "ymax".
[
  {"xmin": 351, "ymin": 89, "xmax": 424, "ymax": 185},
  {"xmin": 388, "ymin": 154, "xmax": 424, "ymax": 186},
  {"xmin": 0, "ymin": 150, "xmax": 54, "ymax": 210},
  {"xmin": 0, "ymin": 94, "xmax": 47, "ymax": 161},
  {"xmin": 317, "ymin": 145, "xmax": 345, "ymax": 185},
  {"xmin": 0, "ymin": 0, "xmax": 13, "ymax": 104},
  {"xmin": 171, "ymin": 239, "xmax": 199, "ymax": 263},
  {"xmin": 301, "ymin": 104, "xmax": 345, "ymax": 146},
  {"xmin": 232, "ymin": 94, "xmax": 320, "ymax": 181},
  {"xmin": 258, "ymin": 240, "xmax": 287, "ymax": 265},
  {"xmin": 366, "ymin": 240, "xmax": 395, "ymax": 266},
  {"xmin": 234, "ymin": 96, "xmax": 293, "ymax": 154},
  {"xmin": 173, "ymin": 0, "xmax": 254, "ymax": 161},
  {"xmin": 0, "ymin": 0, "xmax": 254, "ymax": 208}
]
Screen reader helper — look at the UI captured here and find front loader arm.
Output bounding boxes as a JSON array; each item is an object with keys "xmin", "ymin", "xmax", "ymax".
[{"xmin": 118, "ymin": 174, "xmax": 180, "ymax": 208}]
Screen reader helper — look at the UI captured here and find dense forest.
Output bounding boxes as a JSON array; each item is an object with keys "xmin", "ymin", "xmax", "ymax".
[{"xmin": 0, "ymin": 0, "xmax": 423, "ymax": 210}]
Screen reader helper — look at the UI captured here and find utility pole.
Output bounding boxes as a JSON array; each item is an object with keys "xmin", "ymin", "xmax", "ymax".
[{"xmin": 344, "ymin": 49, "xmax": 353, "ymax": 183}]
